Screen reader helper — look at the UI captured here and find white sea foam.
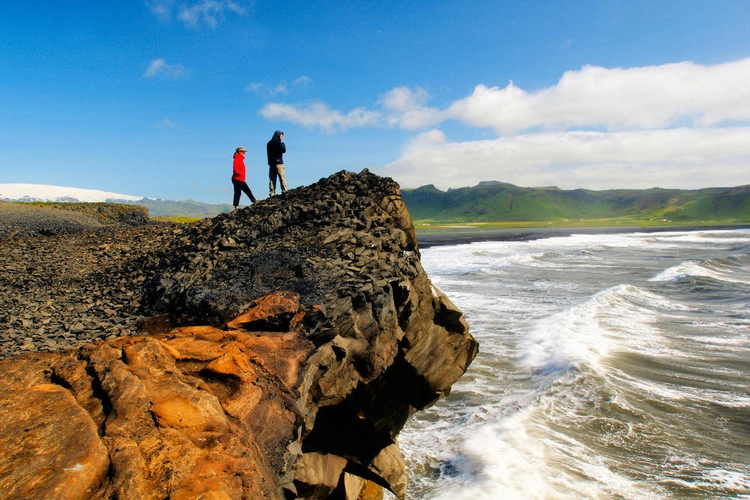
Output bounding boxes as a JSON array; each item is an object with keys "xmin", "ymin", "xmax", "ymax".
[
  {"xmin": 400, "ymin": 393, "xmax": 664, "ymax": 500},
  {"xmin": 652, "ymin": 230, "xmax": 750, "ymax": 245},
  {"xmin": 702, "ymin": 469, "xmax": 750, "ymax": 492},
  {"xmin": 650, "ymin": 261, "xmax": 707, "ymax": 281},
  {"xmin": 506, "ymin": 251, "xmax": 566, "ymax": 268},
  {"xmin": 650, "ymin": 259, "xmax": 750, "ymax": 283},
  {"xmin": 516, "ymin": 284, "xmax": 684, "ymax": 374},
  {"xmin": 519, "ymin": 306, "xmax": 610, "ymax": 374},
  {"xmin": 428, "ymin": 413, "xmax": 554, "ymax": 500}
]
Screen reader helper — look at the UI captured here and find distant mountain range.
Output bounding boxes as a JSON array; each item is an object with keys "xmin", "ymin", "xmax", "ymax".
[
  {"xmin": 401, "ymin": 181, "xmax": 750, "ymax": 224},
  {"xmin": 0, "ymin": 183, "xmax": 233, "ymax": 218},
  {"xmin": 124, "ymin": 198, "xmax": 234, "ymax": 218},
  {"xmin": 4, "ymin": 181, "xmax": 750, "ymax": 223}
]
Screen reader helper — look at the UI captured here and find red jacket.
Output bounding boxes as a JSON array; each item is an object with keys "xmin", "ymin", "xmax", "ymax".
[{"xmin": 232, "ymin": 153, "xmax": 246, "ymax": 182}]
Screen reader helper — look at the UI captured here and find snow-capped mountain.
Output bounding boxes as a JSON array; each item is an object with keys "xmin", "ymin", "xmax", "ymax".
[{"xmin": 0, "ymin": 183, "xmax": 143, "ymax": 203}]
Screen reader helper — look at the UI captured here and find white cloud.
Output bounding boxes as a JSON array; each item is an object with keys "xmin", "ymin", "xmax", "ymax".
[
  {"xmin": 147, "ymin": 0, "xmax": 248, "ymax": 28},
  {"xmin": 379, "ymin": 127, "xmax": 750, "ymax": 190},
  {"xmin": 409, "ymin": 129, "xmax": 448, "ymax": 146},
  {"xmin": 445, "ymin": 58, "xmax": 750, "ymax": 134},
  {"xmin": 157, "ymin": 116, "xmax": 177, "ymax": 129},
  {"xmin": 271, "ymin": 83, "xmax": 289, "ymax": 96},
  {"xmin": 292, "ymin": 76, "xmax": 312, "ymax": 87},
  {"xmin": 179, "ymin": 0, "xmax": 247, "ymax": 28},
  {"xmin": 246, "ymin": 76, "xmax": 312, "ymax": 97},
  {"xmin": 263, "ymin": 58, "xmax": 750, "ymax": 189},
  {"xmin": 260, "ymin": 102, "xmax": 381, "ymax": 133},
  {"xmin": 380, "ymin": 86, "xmax": 444, "ymax": 130},
  {"xmin": 143, "ymin": 58, "xmax": 187, "ymax": 78},
  {"xmin": 270, "ymin": 57, "xmax": 750, "ymax": 135},
  {"xmin": 146, "ymin": 0, "xmax": 174, "ymax": 22}
]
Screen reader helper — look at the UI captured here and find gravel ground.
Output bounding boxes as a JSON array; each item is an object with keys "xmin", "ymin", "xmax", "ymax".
[
  {"xmin": 0, "ymin": 201, "xmax": 106, "ymax": 238},
  {"xmin": 1, "ymin": 171, "xmax": 419, "ymax": 359},
  {"xmin": 0, "ymin": 202, "xmax": 178, "ymax": 358}
]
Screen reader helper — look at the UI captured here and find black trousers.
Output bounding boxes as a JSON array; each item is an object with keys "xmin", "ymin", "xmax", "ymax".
[{"xmin": 232, "ymin": 179, "xmax": 256, "ymax": 206}]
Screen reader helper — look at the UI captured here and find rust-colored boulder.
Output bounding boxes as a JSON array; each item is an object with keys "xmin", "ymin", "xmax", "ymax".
[
  {"xmin": 0, "ymin": 296, "xmax": 313, "ymax": 499},
  {"xmin": 0, "ymin": 384, "xmax": 109, "ymax": 499}
]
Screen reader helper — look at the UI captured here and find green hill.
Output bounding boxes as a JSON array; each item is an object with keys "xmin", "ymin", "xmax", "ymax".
[
  {"xmin": 24, "ymin": 199, "xmax": 235, "ymax": 221},
  {"xmin": 401, "ymin": 182, "xmax": 750, "ymax": 225},
  {"xmin": 123, "ymin": 198, "xmax": 234, "ymax": 218}
]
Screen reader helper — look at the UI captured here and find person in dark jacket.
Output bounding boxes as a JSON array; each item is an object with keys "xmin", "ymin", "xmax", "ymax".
[
  {"xmin": 231, "ymin": 146, "xmax": 256, "ymax": 211},
  {"xmin": 266, "ymin": 130, "xmax": 287, "ymax": 196}
]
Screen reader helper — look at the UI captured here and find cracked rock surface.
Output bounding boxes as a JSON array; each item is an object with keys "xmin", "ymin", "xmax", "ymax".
[{"xmin": 0, "ymin": 170, "xmax": 478, "ymax": 499}]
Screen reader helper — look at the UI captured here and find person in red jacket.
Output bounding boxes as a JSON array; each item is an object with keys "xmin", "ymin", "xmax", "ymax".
[{"xmin": 231, "ymin": 146, "xmax": 256, "ymax": 212}]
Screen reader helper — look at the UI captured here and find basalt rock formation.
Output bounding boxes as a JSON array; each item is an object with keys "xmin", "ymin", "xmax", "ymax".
[{"xmin": 0, "ymin": 170, "xmax": 478, "ymax": 499}]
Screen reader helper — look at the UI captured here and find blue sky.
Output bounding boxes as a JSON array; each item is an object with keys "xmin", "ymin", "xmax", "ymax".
[{"xmin": 1, "ymin": 1, "xmax": 749, "ymax": 203}]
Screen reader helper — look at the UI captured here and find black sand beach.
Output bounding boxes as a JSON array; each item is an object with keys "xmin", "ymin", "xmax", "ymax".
[{"xmin": 416, "ymin": 224, "xmax": 750, "ymax": 248}]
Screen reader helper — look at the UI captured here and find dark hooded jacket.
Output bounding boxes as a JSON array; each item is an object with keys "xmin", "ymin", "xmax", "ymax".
[{"xmin": 266, "ymin": 130, "xmax": 286, "ymax": 166}]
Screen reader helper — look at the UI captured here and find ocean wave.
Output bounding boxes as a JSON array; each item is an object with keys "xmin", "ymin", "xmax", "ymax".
[
  {"xmin": 404, "ymin": 229, "xmax": 750, "ymax": 500},
  {"xmin": 507, "ymin": 251, "xmax": 559, "ymax": 267},
  {"xmin": 517, "ymin": 284, "xmax": 692, "ymax": 374},
  {"xmin": 650, "ymin": 254, "xmax": 750, "ymax": 284},
  {"xmin": 660, "ymin": 465, "xmax": 750, "ymax": 496},
  {"xmin": 403, "ymin": 406, "xmax": 655, "ymax": 500}
]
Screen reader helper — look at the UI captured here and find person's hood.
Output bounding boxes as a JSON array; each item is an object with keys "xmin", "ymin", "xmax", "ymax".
[{"xmin": 273, "ymin": 130, "xmax": 284, "ymax": 140}]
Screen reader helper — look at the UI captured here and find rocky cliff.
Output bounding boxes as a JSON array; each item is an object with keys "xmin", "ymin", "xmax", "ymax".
[{"xmin": 0, "ymin": 170, "xmax": 478, "ymax": 499}]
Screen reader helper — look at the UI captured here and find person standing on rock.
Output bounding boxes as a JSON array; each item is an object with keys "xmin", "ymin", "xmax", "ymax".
[
  {"xmin": 266, "ymin": 130, "xmax": 287, "ymax": 197},
  {"xmin": 232, "ymin": 146, "xmax": 256, "ymax": 212}
]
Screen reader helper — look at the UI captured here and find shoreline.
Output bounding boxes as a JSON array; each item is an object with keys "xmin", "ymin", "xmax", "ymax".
[{"xmin": 416, "ymin": 224, "xmax": 750, "ymax": 249}]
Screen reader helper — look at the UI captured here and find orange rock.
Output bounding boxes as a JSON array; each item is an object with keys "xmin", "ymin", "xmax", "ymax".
[
  {"xmin": 0, "ymin": 384, "xmax": 109, "ymax": 499},
  {"xmin": 0, "ymin": 305, "xmax": 314, "ymax": 499},
  {"xmin": 0, "ymin": 261, "xmax": 477, "ymax": 500},
  {"xmin": 226, "ymin": 291, "xmax": 301, "ymax": 331}
]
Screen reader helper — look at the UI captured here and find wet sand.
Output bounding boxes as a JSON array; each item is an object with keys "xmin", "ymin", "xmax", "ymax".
[{"xmin": 415, "ymin": 224, "xmax": 750, "ymax": 248}]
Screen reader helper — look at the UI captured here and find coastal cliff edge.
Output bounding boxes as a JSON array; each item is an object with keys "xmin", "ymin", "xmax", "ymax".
[{"xmin": 0, "ymin": 170, "xmax": 478, "ymax": 499}]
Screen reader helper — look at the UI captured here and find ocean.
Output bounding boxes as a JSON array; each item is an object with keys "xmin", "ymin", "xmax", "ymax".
[{"xmin": 393, "ymin": 228, "xmax": 750, "ymax": 499}]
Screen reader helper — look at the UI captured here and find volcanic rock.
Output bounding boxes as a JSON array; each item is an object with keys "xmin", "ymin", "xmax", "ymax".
[{"xmin": 0, "ymin": 169, "xmax": 478, "ymax": 499}]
